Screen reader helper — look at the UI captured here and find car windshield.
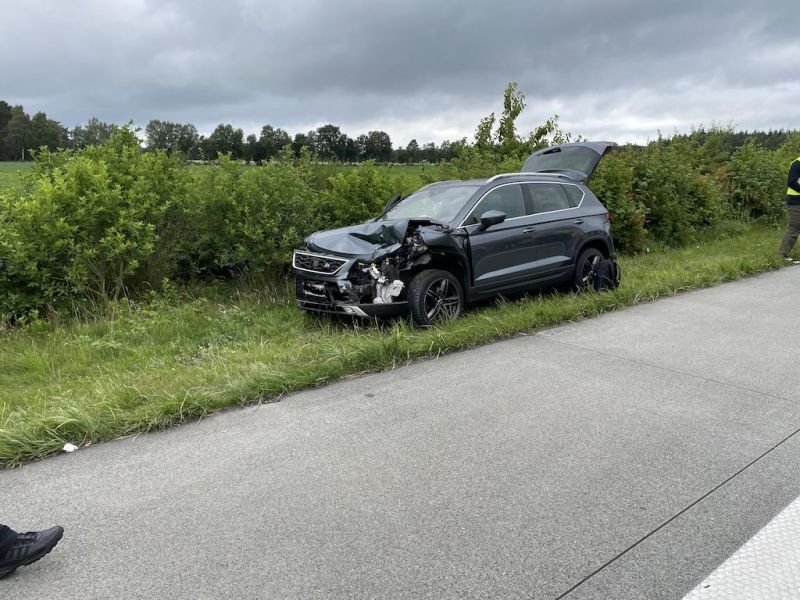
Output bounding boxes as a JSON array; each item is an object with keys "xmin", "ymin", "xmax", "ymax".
[{"xmin": 380, "ymin": 184, "xmax": 480, "ymax": 223}]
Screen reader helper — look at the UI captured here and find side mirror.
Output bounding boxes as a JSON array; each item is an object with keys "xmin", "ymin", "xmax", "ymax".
[
  {"xmin": 478, "ymin": 210, "xmax": 506, "ymax": 231},
  {"xmin": 382, "ymin": 193, "xmax": 402, "ymax": 213}
]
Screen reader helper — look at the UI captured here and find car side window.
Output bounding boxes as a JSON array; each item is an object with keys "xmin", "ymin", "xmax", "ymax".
[
  {"xmin": 562, "ymin": 184, "xmax": 584, "ymax": 208},
  {"xmin": 526, "ymin": 183, "xmax": 571, "ymax": 214},
  {"xmin": 467, "ymin": 184, "xmax": 526, "ymax": 224}
]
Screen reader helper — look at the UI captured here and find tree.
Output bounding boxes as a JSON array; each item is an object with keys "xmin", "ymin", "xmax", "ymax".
[
  {"xmin": 144, "ymin": 120, "xmax": 199, "ymax": 155},
  {"xmin": 362, "ymin": 130, "xmax": 392, "ymax": 162},
  {"xmin": 292, "ymin": 132, "xmax": 309, "ymax": 157},
  {"xmin": 497, "ymin": 81, "xmax": 526, "ymax": 153},
  {"xmin": 206, "ymin": 123, "xmax": 244, "ymax": 159},
  {"xmin": 405, "ymin": 139, "xmax": 420, "ymax": 163},
  {"xmin": 258, "ymin": 125, "xmax": 291, "ymax": 161},
  {"xmin": 342, "ymin": 136, "xmax": 360, "ymax": 162},
  {"xmin": 356, "ymin": 134, "xmax": 368, "ymax": 159},
  {"xmin": 304, "ymin": 131, "xmax": 318, "ymax": 157},
  {"xmin": 28, "ymin": 111, "xmax": 68, "ymax": 152},
  {"xmin": 313, "ymin": 124, "xmax": 347, "ymax": 161},
  {"xmin": 3, "ymin": 107, "xmax": 31, "ymax": 160},
  {"xmin": 438, "ymin": 140, "xmax": 456, "ymax": 162},
  {"xmin": 0, "ymin": 100, "xmax": 12, "ymax": 157},
  {"xmin": 0, "ymin": 101, "xmax": 12, "ymax": 133},
  {"xmin": 421, "ymin": 142, "xmax": 437, "ymax": 163},
  {"xmin": 471, "ymin": 82, "xmax": 572, "ymax": 159},
  {"xmin": 244, "ymin": 134, "xmax": 258, "ymax": 162},
  {"xmin": 474, "ymin": 113, "xmax": 495, "ymax": 150},
  {"xmin": 72, "ymin": 118, "xmax": 117, "ymax": 149}
]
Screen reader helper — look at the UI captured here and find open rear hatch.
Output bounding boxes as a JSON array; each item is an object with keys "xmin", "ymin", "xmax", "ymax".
[{"xmin": 521, "ymin": 141, "xmax": 616, "ymax": 181}]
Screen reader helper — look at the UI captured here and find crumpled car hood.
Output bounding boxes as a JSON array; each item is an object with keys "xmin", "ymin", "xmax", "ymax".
[{"xmin": 305, "ymin": 219, "xmax": 440, "ymax": 261}]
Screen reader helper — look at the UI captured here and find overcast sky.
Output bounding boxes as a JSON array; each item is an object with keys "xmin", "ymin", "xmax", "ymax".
[{"xmin": 2, "ymin": 0, "xmax": 798, "ymax": 146}]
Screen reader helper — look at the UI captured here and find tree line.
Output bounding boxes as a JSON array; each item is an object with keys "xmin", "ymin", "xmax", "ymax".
[{"xmin": 0, "ymin": 100, "xmax": 458, "ymax": 163}]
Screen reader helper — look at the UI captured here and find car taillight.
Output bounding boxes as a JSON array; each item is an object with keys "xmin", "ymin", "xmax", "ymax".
[{"xmin": 604, "ymin": 212, "xmax": 611, "ymax": 223}]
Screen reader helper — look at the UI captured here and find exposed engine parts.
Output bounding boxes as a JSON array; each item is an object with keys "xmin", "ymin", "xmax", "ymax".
[{"xmin": 356, "ymin": 229, "xmax": 437, "ymax": 304}]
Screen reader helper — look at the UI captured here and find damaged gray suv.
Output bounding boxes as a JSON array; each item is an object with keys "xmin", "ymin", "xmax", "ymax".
[{"xmin": 293, "ymin": 142, "xmax": 619, "ymax": 326}]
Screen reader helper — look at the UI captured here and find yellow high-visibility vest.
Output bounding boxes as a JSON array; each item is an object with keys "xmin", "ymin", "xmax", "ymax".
[{"xmin": 789, "ymin": 156, "xmax": 800, "ymax": 196}]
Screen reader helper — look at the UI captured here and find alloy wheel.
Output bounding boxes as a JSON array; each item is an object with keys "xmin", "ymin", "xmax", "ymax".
[{"xmin": 424, "ymin": 277, "xmax": 461, "ymax": 323}]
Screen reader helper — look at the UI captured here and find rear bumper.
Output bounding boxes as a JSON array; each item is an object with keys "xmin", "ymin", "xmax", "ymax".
[{"xmin": 296, "ymin": 298, "xmax": 409, "ymax": 318}]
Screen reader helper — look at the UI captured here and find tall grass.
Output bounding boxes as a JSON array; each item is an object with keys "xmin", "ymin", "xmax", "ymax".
[{"xmin": 0, "ymin": 222, "xmax": 789, "ymax": 467}]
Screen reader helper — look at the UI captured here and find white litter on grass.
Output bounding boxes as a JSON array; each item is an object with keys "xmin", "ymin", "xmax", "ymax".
[{"xmin": 62, "ymin": 443, "xmax": 79, "ymax": 453}]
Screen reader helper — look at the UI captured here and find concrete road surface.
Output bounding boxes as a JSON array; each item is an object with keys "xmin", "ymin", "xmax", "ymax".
[{"xmin": 2, "ymin": 267, "xmax": 800, "ymax": 599}]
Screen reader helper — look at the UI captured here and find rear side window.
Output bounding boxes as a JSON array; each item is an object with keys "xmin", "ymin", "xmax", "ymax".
[
  {"xmin": 526, "ymin": 183, "xmax": 570, "ymax": 214},
  {"xmin": 562, "ymin": 184, "xmax": 584, "ymax": 207},
  {"xmin": 467, "ymin": 184, "xmax": 526, "ymax": 224}
]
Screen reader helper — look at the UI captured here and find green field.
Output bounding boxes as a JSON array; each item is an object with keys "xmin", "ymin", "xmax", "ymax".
[
  {"xmin": 0, "ymin": 161, "xmax": 32, "ymax": 190},
  {"xmin": 0, "ymin": 222, "xmax": 789, "ymax": 467}
]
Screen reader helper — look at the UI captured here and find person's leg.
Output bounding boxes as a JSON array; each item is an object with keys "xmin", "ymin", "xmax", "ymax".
[
  {"xmin": 780, "ymin": 205, "xmax": 800, "ymax": 257},
  {"xmin": 0, "ymin": 525, "xmax": 16, "ymax": 555}
]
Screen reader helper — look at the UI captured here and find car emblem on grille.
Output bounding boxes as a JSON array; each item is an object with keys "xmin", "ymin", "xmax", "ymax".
[{"xmin": 312, "ymin": 258, "xmax": 331, "ymax": 270}]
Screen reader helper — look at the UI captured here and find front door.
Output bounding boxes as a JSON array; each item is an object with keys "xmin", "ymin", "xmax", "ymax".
[{"xmin": 464, "ymin": 183, "xmax": 541, "ymax": 291}]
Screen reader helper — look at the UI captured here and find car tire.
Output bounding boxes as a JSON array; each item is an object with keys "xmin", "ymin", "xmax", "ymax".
[
  {"xmin": 408, "ymin": 269, "xmax": 464, "ymax": 326},
  {"xmin": 574, "ymin": 247, "xmax": 604, "ymax": 292}
]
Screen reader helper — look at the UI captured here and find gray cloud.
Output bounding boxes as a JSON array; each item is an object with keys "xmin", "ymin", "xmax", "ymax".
[{"xmin": 2, "ymin": 0, "xmax": 798, "ymax": 145}]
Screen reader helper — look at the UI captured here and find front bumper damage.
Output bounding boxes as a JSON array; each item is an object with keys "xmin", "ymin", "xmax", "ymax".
[
  {"xmin": 295, "ymin": 272, "xmax": 410, "ymax": 318},
  {"xmin": 293, "ymin": 219, "xmax": 439, "ymax": 318}
]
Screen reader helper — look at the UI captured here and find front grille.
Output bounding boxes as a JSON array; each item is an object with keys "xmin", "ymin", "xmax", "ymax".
[{"xmin": 293, "ymin": 251, "xmax": 347, "ymax": 275}]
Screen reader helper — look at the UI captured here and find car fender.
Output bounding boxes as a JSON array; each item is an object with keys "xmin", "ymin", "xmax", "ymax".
[{"xmin": 573, "ymin": 232, "xmax": 612, "ymax": 260}]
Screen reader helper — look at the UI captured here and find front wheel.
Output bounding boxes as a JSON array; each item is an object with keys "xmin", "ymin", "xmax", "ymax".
[{"xmin": 408, "ymin": 269, "xmax": 464, "ymax": 326}]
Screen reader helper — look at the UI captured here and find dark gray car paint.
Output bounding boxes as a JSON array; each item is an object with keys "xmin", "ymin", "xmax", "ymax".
[
  {"xmin": 521, "ymin": 141, "xmax": 616, "ymax": 181},
  {"xmin": 461, "ymin": 184, "xmax": 610, "ymax": 293}
]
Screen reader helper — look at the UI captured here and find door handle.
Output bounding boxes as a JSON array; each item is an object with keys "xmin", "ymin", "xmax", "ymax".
[
  {"xmin": 523, "ymin": 227, "xmax": 537, "ymax": 233},
  {"xmin": 573, "ymin": 218, "xmax": 584, "ymax": 224}
]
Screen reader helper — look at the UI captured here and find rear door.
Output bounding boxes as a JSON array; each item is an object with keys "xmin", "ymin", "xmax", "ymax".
[
  {"xmin": 521, "ymin": 182, "xmax": 583, "ymax": 274},
  {"xmin": 521, "ymin": 142, "xmax": 616, "ymax": 181}
]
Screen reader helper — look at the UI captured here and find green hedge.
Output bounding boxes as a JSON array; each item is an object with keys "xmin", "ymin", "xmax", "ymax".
[{"xmin": 0, "ymin": 127, "xmax": 793, "ymax": 321}]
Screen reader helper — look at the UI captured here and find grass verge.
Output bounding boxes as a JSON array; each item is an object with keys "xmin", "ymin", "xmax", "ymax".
[{"xmin": 0, "ymin": 222, "xmax": 792, "ymax": 467}]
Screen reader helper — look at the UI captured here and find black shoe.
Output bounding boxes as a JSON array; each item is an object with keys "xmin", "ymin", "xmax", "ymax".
[{"xmin": 0, "ymin": 526, "xmax": 64, "ymax": 579}]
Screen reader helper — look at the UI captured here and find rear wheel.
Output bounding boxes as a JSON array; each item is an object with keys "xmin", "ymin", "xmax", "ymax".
[
  {"xmin": 408, "ymin": 269, "xmax": 464, "ymax": 326},
  {"xmin": 574, "ymin": 247, "xmax": 604, "ymax": 292}
]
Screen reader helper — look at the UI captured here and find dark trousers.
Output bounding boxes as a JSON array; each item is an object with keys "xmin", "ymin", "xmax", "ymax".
[
  {"xmin": 780, "ymin": 205, "xmax": 800, "ymax": 256},
  {"xmin": 0, "ymin": 525, "xmax": 16, "ymax": 554}
]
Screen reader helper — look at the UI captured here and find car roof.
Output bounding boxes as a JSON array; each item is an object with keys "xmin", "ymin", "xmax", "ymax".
[
  {"xmin": 484, "ymin": 172, "xmax": 585, "ymax": 184},
  {"xmin": 421, "ymin": 174, "xmax": 580, "ymax": 190},
  {"xmin": 415, "ymin": 179, "xmax": 486, "ymax": 191}
]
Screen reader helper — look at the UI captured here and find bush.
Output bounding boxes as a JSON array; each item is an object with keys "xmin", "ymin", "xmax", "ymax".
[
  {"xmin": 178, "ymin": 151, "xmax": 321, "ymax": 278},
  {"xmin": 318, "ymin": 161, "xmax": 412, "ymax": 227},
  {"xmin": 589, "ymin": 150, "xmax": 647, "ymax": 253},
  {"xmin": 631, "ymin": 140, "xmax": 726, "ymax": 245},
  {"xmin": 724, "ymin": 141, "xmax": 786, "ymax": 222},
  {"xmin": 0, "ymin": 128, "xmax": 188, "ymax": 320}
]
